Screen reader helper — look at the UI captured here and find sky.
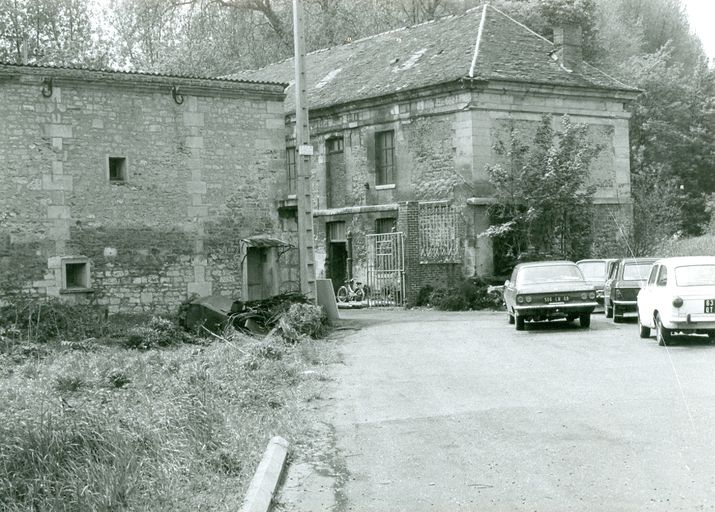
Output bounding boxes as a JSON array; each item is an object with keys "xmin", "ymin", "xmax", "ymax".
[{"xmin": 682, "ymin": 0, "xmax": 715, "ymax": 62}]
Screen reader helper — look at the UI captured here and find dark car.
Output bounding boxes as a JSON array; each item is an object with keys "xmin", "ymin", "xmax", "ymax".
[
  {"xmin": 604, "ymin": 257, "xmax": 657, "ymax": 322},
  {"xmin": 577, "ymin": 258, "xmax": 618, "ymax": 310},
  {"xmin": 503, "ymin": 261, "xmax": 598, "ymax": 330}
]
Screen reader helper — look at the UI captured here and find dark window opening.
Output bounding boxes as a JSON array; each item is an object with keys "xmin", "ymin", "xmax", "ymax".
[
  {"xmin": 327, "ymin": 137, "xmax": 344, "ymax": 154},
  {"xmin": 375, "ymin": 130, "xmax": 395, "ymax": 185},
  {"xmin": 63, "ymin": 261, "xmax": 89, "ymax": 289},
  {"xmin": 286, "ymin": 147, "xmax": 297, "ymax": 194},
  {"xmin": 108, "ymin": 157, "xmax": 127, "ymax": 183},
  {"xmin": 375, "ymin": 217, "xmax": 396, "ymax": 234}
]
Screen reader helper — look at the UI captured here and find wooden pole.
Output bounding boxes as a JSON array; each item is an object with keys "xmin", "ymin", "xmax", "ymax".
[{"xmin": 293, "ymin": 0, "xmax": 316, "ymax": 302}]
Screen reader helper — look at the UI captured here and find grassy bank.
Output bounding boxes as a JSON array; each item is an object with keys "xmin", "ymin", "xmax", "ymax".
[
  {"xmin": 0, "ymin": 309, "xmax": 337, "ymax": 511},
  {"xmin": 658, "ymin": 234, "xmax": 715, "ymax": 257}
]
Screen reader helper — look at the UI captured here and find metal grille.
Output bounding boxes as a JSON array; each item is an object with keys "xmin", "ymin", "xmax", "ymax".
[
  {"xmin": 418, "ymin": 204, "xmax": 461, "ymax": 263},
  {"xmin": 366, "ymin": 232, "xmax": 405, "ymax": 307}
]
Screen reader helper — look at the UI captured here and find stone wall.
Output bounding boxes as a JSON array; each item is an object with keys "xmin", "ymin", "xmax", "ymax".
[{"xmin": 0, "ymin": 65, "xmax": 288, "ymax": 313}]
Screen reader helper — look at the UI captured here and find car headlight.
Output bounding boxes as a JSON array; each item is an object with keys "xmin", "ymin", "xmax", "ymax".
[
  {"xmin": 672, "ymin": 296, "xmax": 683, "ymax": 308},
  {"xmin": 525, "ymin": 296, "xmax": 532, "ymax": 303},
  {"xmin": 589, "ymin": 292, "xmax": 596, "ymax": 299},
  {"xmin": 517, "ymin": 296, "xmax": 524, "ymax": 304},
  {"xmin": 580, "ymin": 292, "xmax": 587, "ymax": 300}
]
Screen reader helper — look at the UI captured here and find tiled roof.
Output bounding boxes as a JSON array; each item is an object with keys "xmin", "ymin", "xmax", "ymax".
[
  {"xmin": 0, "ymin": 61, "xmax": 286, "ymax": 87},
  {"xmin": 229, "ymin": 4, "xmax": 636, "ymax": 112}
]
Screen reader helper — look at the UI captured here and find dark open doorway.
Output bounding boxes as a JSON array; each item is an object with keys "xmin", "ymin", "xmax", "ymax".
[{"xmin": 328, "ymin": 241, "xmax": 347, "ymax": 294}]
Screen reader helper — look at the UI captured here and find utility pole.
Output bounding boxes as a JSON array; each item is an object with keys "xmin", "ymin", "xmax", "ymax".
[{"xmin": 293, "ymin": 0, "xmax": 317, "ymax": 302}]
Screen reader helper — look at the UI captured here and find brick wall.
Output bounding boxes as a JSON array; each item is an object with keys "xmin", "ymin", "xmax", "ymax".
[{"xmin": 0, "ymin": 65, "xmax": 288, "ymax": 313}]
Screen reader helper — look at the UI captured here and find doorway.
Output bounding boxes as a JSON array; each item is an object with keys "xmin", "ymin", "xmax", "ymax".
[{"xmin": 326, "ymin": 221, "xmax": 348, "ymax": 293}]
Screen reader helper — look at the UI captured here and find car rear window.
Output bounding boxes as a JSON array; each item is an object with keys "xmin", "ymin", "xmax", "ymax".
[
  {"xmin": 578, "ymin": 261, "xmax": 606, "ymax": 279},
  {"xmin": 517, "ymin": 265, "xmax": 583, "ymax": 285},
  {"xmin": 622, "ymin": 263, "xmax": 652, "ymax": 281},
  {"xmin": 674, "ymin": 265, "xmax": 715, "ymax": 286}
]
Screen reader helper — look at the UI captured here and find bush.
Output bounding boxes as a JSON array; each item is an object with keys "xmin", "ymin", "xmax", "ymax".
[
  {"xmin": 426, "ymin": 277, "xmax": 504, "ymax": 311},
  {"xmin": 124, "ymin": 316, "xmax": 196, "ymax": 350},
  {"xmin": 276, "ymin": 303, "xmax": 327, "ymax": 343}
]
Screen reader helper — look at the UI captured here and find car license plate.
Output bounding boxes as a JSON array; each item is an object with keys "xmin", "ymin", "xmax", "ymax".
[
  {"xmin": 705, "ymin": 299, "xmax": 715, "ymax": 313},
  {"xmin": 545, "ymin": 296, "xmax": 565, "ymax": 304}
]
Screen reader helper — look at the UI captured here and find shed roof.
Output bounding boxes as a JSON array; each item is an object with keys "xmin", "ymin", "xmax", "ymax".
[{"xmin": 229, "ymin": 4, "xmax": 637, "ymax": 112}]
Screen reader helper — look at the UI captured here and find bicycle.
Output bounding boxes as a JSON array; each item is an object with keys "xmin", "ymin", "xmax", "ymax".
[{"xmin": 336, "ymin": 278, "xmax": 367, "ymax": 303}]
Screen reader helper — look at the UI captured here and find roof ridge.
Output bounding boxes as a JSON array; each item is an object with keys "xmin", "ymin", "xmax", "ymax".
[
  {"xmin": 486, "ymin": 4, "xmax": 553, "ymax": 45},
  {"xmin": 581, "ymin": 61, "xmax": 636, "ymax": 90},
  {"xmin": 468, "ymin": 5, "xmax": 488, "ymax": 78}
]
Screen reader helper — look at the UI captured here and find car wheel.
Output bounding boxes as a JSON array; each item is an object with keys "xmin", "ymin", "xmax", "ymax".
[
  {"xmin": 638, "ymin": 314, "xmax": 651, "ymax": 338},
  {"xmin": 612, "ymin": 304, "xmax": 623, "ymax": 323},
  {"xmin": 579, "ymin": 313, "xmax": 591, "ymax": 328},
  {"xmin": 508, "ymin": 312, "xmax": 515, "ymax": 324},
  {"xmin": 655, "ymin": 313, "xmax": 672, "ymax": 346},
  {"xmin": 515, "ymin": 316, "xmax": 525, "ymax": 331},
  {"xmin": 566, "ymin": 314, "xmax": 577, "ymax": 323},
  {"xmin": 605, "ymin": 301, "xmax": 613, "ymax": 318}
]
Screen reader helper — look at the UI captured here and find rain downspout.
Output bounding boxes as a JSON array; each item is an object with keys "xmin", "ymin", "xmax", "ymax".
[{"xmin": 468, "ymin": 4, "xmax": 488, "ymax": 78}]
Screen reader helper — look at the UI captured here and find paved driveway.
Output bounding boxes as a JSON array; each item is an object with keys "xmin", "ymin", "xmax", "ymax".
[{"xmin": 276, "ymin": 310, "xmax": 715, "ymax": 511}]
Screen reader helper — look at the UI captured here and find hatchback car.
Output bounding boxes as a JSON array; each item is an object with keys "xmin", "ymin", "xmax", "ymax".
[
  {"xmin": 637, "ymin": 256, "xmax": 715, "ymax": 345},
  {"xmin": 577, "ymin": 258, "xmax": 617, "ymax": 311},
  {"xmin": 503, "ymin": 261, "xmax": 597, "ymax": 330},
  {"xmin": 604, "ymin": 258, "xmax": 657, "ymax": 322}
]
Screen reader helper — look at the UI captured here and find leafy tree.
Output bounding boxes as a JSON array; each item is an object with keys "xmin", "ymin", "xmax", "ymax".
[
  {"xmin": 0, "ymin": 0, "xmax": 111, "ymax": 67},
  {"xmin": 482, "ymin": 115, "xmax": 600, "ymax": 272}
]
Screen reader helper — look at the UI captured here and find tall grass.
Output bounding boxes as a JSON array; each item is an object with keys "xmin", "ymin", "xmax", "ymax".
[
  {"xmin": 657, "ymin": 234, "xmax": 715, "ymax": 257},
  {"xmin": 0, "ymin": 330, "xmax": 337, "ymax": 511}
]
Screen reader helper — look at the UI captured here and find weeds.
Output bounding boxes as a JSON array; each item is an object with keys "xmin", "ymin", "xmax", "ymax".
[
  {"xmin": 0, "ymin": 301, "xmax": 337, "ymax": 511},
  {"xmin": 417, "ymin": 277, "xmax": 504, "ymax": 311}
]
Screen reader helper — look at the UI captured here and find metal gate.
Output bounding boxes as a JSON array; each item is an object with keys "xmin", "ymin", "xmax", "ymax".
[{"xmin": 366, "ymin": 232, "xmax": 405, "ymax": 307}]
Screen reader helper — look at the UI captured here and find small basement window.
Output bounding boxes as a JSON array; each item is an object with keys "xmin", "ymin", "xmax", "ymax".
[
  {"xmin": 61, "ymin": 257, "xmax": 91, "ymax": 292},
  {"xmin": 108, "ymin": 157, "xmax": 127, "ymax": 183}
]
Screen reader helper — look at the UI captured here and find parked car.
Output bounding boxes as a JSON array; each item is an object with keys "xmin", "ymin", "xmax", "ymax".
[
  {"xmin": 577, "ymin": 258, "xmax": 618, "ymax": 311},
  {"xmin": 503, "ymin": 261, "xmax": 597, "ymax": 330},
  {"xmin": 637, "ymin": 256, "xmax": 715, "ymax": 345},
  {"xmin": 604, "ymin": 258, "xmax": 657, "ymax": 322}
]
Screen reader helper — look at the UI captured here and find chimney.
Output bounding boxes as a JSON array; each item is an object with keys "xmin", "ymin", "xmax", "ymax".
[{"xmin": 553, "ymin": 24, "xmax": 582, "ymax": 71}]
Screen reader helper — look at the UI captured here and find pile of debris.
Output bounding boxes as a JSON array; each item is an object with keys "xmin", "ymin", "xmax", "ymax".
[{"xmin": 184, "ymin": 292, "xmax": 309, "ymax": 335}]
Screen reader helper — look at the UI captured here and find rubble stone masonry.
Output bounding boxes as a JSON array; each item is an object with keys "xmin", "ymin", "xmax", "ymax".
[{"xmin": 0, "ymin": 64, "xmax": 286, "ymax": 313}]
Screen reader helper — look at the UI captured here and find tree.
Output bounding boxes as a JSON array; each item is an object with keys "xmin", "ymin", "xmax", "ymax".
[
  {"xmin": 482, "ymin": 115, "xmax": 600, "ymax": 272},
  {"xmin": 0, "ymin": 0, "xmax": 111, "ymax": 67}
]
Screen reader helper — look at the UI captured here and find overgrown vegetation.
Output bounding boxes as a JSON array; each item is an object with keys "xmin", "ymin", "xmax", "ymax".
[
  {"xmin": 481, "ymin": 115, "xmax": 600, "ymax": 273},
  {"xmin": 416, "ymin": 277, "xmax": 504, "ymax": 311},
  {"xmin": 0, "ymin": 298, "xmax": 334, "ymax": 511}
]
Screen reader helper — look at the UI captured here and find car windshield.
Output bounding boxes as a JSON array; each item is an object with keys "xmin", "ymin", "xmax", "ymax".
[
  {"xmin": 674, "ymin": 265, "xmax": 715, "ymax": 286},
  {"xmin": 578, "ymin": 261, "xmax": 606, "ymax": 279},
  {"xmin": 517, "ymin": 265, "xmax": 583, "ymax": 285},
  {"xmin": 622, "ymin": 263, "xmax": 652, "ymax": 281}
]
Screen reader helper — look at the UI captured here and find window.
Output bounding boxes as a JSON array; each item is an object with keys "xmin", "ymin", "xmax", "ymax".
[
  {"xmin": 375, "ymin": 217, "xmax": 396, "ymax": 234},
  {"xmin": 647, "ymin": 266, "xmax": 659, "ymax": 285},
  {"xmin": 327, "ymin": 221, "xmax": 346, "ymax": 242},
  {"xmin": 656, "ymin": 266, "xmax": 668, "ymax": 286},
  {"xmin": 108, "ymin": 157, "xmax": 127, "ymax": 183},
  {"xmin": 375, "ymin": 130, "xmax": 395, "ymax": 185},
  {"xmin": 286, "ymin": 147, "xmax": 297, "ymax": 195},
  {"xmin": 61, "ymin": 257, "xmax": 91, "ymax": 292},
  {"xmin": 327, "ymin": 138, "xmax": 344, "ymax": 154}
]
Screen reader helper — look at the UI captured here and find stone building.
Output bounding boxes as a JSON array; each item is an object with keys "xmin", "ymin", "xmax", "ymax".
[
  {"xmin": 233, "ymin": 4, "xmax": 639, "ymax": 305},
  {"xmin": 0, "ymin": 63, "xmax": 298, "ymax": 313}
]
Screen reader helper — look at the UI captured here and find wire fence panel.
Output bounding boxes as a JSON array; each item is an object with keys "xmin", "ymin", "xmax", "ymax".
[{"xmin": 366, "ymin": 232, "xmax": 405, "ymax": 307}]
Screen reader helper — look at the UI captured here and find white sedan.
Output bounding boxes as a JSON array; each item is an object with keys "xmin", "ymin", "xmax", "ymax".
[{"xmin": 637, "ymin": 256, "xmax": 715, "ymax": 345}]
